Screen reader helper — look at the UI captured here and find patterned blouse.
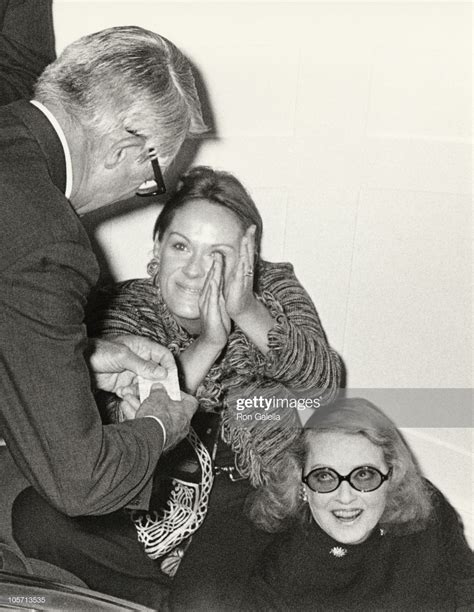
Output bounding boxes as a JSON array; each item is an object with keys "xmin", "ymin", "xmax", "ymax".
[{"xmin": 87, "ymin": 260, "xmax": 342, "ymax": 485}]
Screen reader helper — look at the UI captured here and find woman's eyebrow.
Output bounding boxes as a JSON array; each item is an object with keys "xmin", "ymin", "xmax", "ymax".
[
  {"xmin": 307, "ymin": 463, "xmax": 383, "ymax": 472},
  {"xmin": 169, "ymin": 231, "xmax": 189, "ymax": 241},
  {"xmin": 210, "ymin": 243, "xmax": 235, "ymax": 250},
  {"xmin": 306, "ymin": 464, "xmax": 333, "ymax": 471}
]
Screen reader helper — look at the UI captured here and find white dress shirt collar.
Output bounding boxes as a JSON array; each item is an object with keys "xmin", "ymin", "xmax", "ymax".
[{"xmin": 30, "ymin": 100, "xmax": 73, "ymax": 199}]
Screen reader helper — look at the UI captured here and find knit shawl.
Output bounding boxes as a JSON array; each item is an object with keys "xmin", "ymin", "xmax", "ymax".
[{"xmin": 88, "ymin": 260, "xmax": 342, "ymax": 486}]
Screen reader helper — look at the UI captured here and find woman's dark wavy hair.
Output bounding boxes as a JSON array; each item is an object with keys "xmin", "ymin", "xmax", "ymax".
[
  {"xmin": 247, "ymin": 398, "xmax": 434, "ymax": 535},
  {"xmin": 153, "ymin": 166, "xmax": 263, "ymax": 271}
]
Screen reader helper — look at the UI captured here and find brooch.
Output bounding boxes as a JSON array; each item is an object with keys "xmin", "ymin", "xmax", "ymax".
[{"xmin": 330, "ymin": 546, "xmax": 347, "ymax": 558}]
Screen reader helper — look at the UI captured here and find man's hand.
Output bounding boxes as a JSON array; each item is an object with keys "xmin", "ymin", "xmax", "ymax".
[
  {"xmin": 86, "ymin": 335, "xmax": 176, "ymax": 395},
  {"xmin": 134, "ymin": 385, "xmax": 198, "ymax": 451}
]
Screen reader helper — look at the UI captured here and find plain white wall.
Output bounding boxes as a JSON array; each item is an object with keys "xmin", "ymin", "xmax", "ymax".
[{"xmin": 53, "ymin": 1, "xmax": 472, "ymax": 543}]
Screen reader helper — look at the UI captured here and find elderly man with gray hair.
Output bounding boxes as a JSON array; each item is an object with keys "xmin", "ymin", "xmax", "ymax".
[{"xmin": 0, "ymin": 25, "xmax": 206, "ymax": 605}]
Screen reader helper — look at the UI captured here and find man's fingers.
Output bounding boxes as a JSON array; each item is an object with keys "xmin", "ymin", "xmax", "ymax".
[
  {"xmin": 132, "ymin": 356, "xmax": 168, "ymax": 382},
  {"xmin": 119, "ymin": 395, "xmax": 140, "ymax": 421},
  {"xmin": 135, "ymin": 387, "xmax": 198, "ymax": 451},
  {"xmin": 113, "ymin": 334, "xmax": 177, "ymax": 373},
  {"xmin": 115, "ymin": 383, "xmax": 138, "ymax": 399},
  {"xmin": 164, "ymin": 395, "xmax": 198, "ymax": 450},
  {"xmin": 137, "ymin": 339, "xmax": 176, "ymax": 373},
  {"xmin": 147, "ymin": 383, "xmax": 195, "ymax": 414},
  {"xmin": 163, "ymin": 414, "xmax": 190, "ymax": 451},
  {"xmin": 180, "ymin": 391, "xmax": 198, "ymax": 417}
]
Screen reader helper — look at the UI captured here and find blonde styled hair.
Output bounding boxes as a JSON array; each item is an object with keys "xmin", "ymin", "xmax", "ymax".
[{"xmin": 247, "ymin": 398, "xmax": 434, "ymax": 534}]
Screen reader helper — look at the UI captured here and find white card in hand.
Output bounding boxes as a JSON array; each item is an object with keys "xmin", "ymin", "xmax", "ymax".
[{"xmin": 138, "ymin": 368, "xmax": 181, "ymax": 403}]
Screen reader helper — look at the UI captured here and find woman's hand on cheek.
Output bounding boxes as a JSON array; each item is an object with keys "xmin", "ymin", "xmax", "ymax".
[
  {"xmin": 224, "ymin": 225, "xmax": 258, "ymax": 321},
  {"xmin": 198, "ymin": 255, "xmax": 231, "ymax": 350}
]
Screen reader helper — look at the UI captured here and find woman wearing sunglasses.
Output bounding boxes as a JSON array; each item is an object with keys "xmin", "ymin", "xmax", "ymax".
[{"xmin": 243, "ymin": 398, "xmax": 473, "ymax": 610}]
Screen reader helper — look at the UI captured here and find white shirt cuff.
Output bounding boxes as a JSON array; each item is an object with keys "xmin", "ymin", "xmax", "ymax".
[{"xmin": 143, "ymin": 415, "xmax": 167, "ymax": 448}]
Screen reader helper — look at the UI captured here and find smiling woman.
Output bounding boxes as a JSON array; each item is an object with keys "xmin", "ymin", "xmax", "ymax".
[
  {"xmin": 303, "ymin": 432, "xmax": 391, "ymax": 545},
  {"xmin": 155, "ymin": 199, "xmax": 244, "ymax": 333},
  {"xmin": 242, "ymin": 398, "xmax": 474, "ymax": 611}
]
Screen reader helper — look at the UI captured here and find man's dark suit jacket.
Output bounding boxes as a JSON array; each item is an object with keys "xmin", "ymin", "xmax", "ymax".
[
  {"xmin": 0, "ymin": 0, "xmax": 56, "ymax": 105},
  {"xmin": 0, "ymin": 100, "xmax": 164, "ymax": 515}
]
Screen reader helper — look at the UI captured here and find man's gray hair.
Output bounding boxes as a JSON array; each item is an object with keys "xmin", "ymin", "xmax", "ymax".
[{"xmin": 34, "ymin": 26, "xmax": 207, "ymax": 162}]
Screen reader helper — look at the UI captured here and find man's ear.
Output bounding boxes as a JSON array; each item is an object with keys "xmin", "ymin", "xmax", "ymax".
[{"xmin": 103, "ymin": 133, "xmax": 145, "ymax": 170}]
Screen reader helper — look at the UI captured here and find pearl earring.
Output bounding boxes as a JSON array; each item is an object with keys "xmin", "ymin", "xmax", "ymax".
[{"xmin": 300, "ymin": 485, "xmax": 308, "ymax": 502}]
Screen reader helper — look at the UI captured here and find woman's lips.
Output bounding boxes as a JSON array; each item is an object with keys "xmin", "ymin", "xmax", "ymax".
[{"xmin": 331, "ymin": 509, "xmax": 363, "ymax": 523}]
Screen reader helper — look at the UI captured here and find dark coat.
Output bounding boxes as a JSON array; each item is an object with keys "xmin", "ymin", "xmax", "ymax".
[
  {"xmin": 0, "ymin": 100, "xmax": 163, "ymax": 515},
  {"xmin": 243, "ymin": 485, "xmax": 473, "ymax": 611},
  {"xmin": 0, "ymin": 0, "xmax": 56, "ymax": 105}
]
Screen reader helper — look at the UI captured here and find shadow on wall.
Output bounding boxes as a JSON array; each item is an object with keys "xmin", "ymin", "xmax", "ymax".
[{"xmin": 82, "ymin": 60, "xmax": 217, "ymax": 285}]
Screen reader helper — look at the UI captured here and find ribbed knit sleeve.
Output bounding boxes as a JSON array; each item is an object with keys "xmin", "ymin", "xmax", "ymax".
[
  {"xmin": 87, "ymin": 280, "xmax": 167, "ymax": 342},
  {"xmin": 257, "ymin": 261, "xmax": 342, "ymax": 399}
]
